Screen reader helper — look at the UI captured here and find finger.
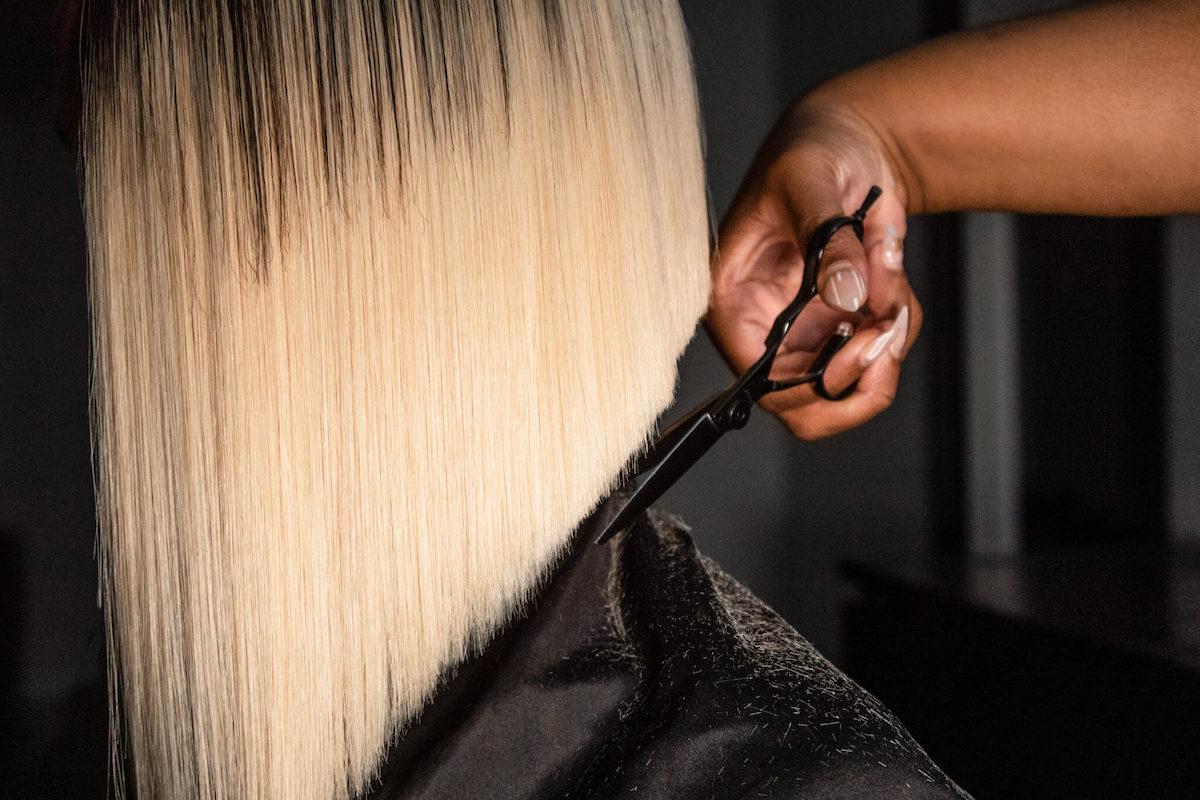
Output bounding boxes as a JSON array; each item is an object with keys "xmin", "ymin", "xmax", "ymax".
[
  {"xmin": 707, "ymin": 199, "xmax": 802, "ymax": 376},
  {"xmin": 817, "ymin": 318, "xmax": 893, "ymax": 396},
  {"xmin": 773, "ymin": 170, "xmax": 872, "ymax": 314},
  {"xmin": 777, "ymin": 294, "xmax": 856, "ymax": 355},
  {"xmin": 803, "ymin": 300, "xmax": 908, "ymax": 398},
  {"xmin": 899, "ymin": 294, "xmax": 922, "ymax": 360},
  {"xmin": 862, "ymin": 190, "xmax": 908, "ymax": 276},
  {"xmin": 777, "ymin": 352, "xmax": 902, "ymax": 441},
  {"xmin": 817, "ymin": 230, "xmax": 869, "ymax": 314},
  {"xmin": 761, "ymin": 299, "xmax": 909, "ymax": 411},
  {"xmin": 858, "ymin": 193, "xmax": 909, "ymax": 320},
  {"xmin": 861, "ymin": 243, "xmax": 908, "ymax": 323}
]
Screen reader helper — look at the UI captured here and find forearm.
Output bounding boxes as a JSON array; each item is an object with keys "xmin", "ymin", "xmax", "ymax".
[{"xmin": 806, "ymin": 0, "xmax": 1200, "ymax": 216}]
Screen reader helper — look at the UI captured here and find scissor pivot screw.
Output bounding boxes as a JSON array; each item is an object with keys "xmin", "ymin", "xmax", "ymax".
[{"xmin": 722, "ymin": 395, "xmax": 753, "ymax": 430}]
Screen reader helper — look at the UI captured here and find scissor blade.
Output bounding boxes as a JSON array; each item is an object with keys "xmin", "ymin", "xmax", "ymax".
[{"xmin": 595, "ymin": 411, "xmax": 725, "ymax": 544}]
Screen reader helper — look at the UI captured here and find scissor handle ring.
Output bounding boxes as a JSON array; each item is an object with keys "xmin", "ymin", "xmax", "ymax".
[
  {"xmin": 809, "ymin": 325, "xmax": 857, "ymax": 402},
  {"xmin": 815, "ymin": 376, "xmax": 857, "ymax": 402}
]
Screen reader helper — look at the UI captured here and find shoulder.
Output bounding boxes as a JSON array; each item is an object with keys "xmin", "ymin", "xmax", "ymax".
[{"xmin": 598, "ymin": 510, "xmax": 972, "ymax": 799}]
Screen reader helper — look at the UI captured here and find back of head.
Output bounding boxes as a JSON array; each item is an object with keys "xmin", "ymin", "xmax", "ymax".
[{"xmin": 78, "ymin": 1, "xmax": 708, "ymax": 797}]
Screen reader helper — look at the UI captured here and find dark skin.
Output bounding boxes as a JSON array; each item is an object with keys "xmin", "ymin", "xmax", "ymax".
[{"xmin": 711, "ymin": 0, "xmax": 1200, "ymax": 440}]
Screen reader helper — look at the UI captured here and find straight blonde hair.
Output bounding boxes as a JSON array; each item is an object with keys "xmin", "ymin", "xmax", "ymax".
[{"xmin": 79, "ymin": 1, "xmax": 708, "ymax": 797}]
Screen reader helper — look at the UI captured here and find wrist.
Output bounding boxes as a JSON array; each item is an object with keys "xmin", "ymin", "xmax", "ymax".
[{"xmin": 799, "ymin": 78, "xmax": 928, "ymax": 216}]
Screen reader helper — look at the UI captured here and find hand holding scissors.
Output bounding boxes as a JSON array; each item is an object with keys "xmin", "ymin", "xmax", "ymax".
[
  {"xmin": 707, "ymin": 105, "xmax": 919, "ymax": 441},
  {"xmin": 598, "ymin": 187, "xmax": 886, "ymax": 544}
]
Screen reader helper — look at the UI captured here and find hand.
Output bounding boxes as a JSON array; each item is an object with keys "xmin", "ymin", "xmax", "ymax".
[{"xmin": 707, "ymin": 101, "xmax": 921, "ymax": 440}]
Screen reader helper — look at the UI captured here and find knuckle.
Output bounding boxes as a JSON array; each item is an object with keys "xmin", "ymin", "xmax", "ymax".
[{"xmin": 823, "ymin": 227, "xmax": 867, "ymax": 260}]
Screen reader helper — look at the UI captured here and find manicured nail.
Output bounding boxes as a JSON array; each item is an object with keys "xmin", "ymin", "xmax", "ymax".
[
  {"xmin": 860, "ymin": 305, "xmax": 910, "ymax": 367},
  {"xmin": 888, "ymin": 304, "xmax": 910, "ymax": 359},
  {"xmin": 881, "ymin": 223, "xmax": 904, "ymax": 272},
  {"xmin": 821, "ymin": 261, "xmax": 866, "ymax": 312},
  {"xmin": 860, "ymin": 329, "xmax": 894, "ymax": 367}
]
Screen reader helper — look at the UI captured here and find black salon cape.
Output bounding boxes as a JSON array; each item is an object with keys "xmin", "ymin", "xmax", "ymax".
[{"xmin": 359, "ymin": 508, "xmax": 973, "ymax": 800}]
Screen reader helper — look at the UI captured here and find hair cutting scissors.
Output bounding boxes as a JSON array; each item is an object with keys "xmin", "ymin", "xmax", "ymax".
[{"xmin": 596, "ymin": 185, "xmax": 883, "ymax": 545}]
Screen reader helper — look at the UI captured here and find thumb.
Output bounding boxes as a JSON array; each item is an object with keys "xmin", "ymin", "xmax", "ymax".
[
  {"xmin": 777, "ymin": 174, "xmax": 872, "ymax": 313},
  {"xmin": 819, "ymin": 245, "xmax": 869, "ymax": 313}
]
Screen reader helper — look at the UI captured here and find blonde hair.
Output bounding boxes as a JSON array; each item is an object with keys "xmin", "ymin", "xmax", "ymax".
[{"xmin": 79, "ymin": 1, "xmax": 707, "ymax": 797}]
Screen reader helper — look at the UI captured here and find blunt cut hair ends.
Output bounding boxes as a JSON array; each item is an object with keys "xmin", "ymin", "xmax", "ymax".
[{"xmin": 78, "ymin": 1, "xmax": 709, "ymax": 798}]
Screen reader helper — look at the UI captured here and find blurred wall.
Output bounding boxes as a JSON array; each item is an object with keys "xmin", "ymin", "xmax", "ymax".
[
  {"xmin": 1168, "ymin": 216, "xmax": 1200, "ymax": 541},
  {"xmin": 0, "ymin": 4, "xmax": 106, "ymax": 792}
]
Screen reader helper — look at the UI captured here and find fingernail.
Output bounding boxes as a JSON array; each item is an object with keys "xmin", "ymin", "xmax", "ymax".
[
  {"xmin": 860, "ymin": 328, "xmax": 894, "ymax": 367},
  {"xmin": 860, "ymin": 304, "xmax": 910, "ymax": 367},
  {"xmin": 881, "ymin": 222, "xmax": 904, "ymax": 272},
  {"xmin": 821, "ymin": 261, "xmax": 866, "ymax": 312},
  {"xmin": 888, "ymin": 304, "xmax": 910, "ymax": 360}
]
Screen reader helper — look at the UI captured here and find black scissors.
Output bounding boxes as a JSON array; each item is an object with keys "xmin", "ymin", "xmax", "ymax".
[{"xmin": 596, "ymin": 185, "xmax": 883, "ymax": 545}]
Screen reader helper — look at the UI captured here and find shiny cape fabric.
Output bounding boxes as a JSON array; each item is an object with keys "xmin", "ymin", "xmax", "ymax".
[{"xmin": 360, "ymin": 507, "xmax": 973, "ymax": 800}]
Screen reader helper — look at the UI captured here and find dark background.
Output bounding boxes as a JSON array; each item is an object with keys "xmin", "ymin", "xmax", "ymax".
[{"xmin": 4, "ymin": 1, "xmax": 1199, "ymax": 798}]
